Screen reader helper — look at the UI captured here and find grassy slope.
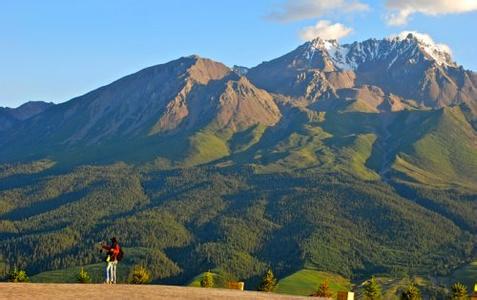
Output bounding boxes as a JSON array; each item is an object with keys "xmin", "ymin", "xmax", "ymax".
[
  {"xmin": 188, "ymin": 271, "xmax": 229, "ymax": 288},
  {"xmin": 274, "ymin": 269, "xmax": 351, "ymax": 297},
  {"xmin": 28, "ymin": 247, "xmax": 175, "ymax": 284},
  {"xmin": 30, "ymin": 262, "xmax": 130, "ymax": 283},
  {"xmin": 187, "ymin": 269, "xmax": 351, "ymax": 296},
  {"xmin": 185, "ymin": 130, "xmax": 231, "ymax": 166},
  {"xmin": 354, "ymin": 276, "xmax": 449, "ymax": 300},
  {"xmin": 393, "ymin": 107, "xmax": 477, "ymax": 189},
  {"xmin": 254, "ymin": 110, "xmax": 379, "ymax": 180}
]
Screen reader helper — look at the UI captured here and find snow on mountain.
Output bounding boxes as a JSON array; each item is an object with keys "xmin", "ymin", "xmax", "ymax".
[
  {"xmin": 387, "ymin": 31, "xmax": 454, "ymax": 67},
  {"xmin": 302, "ymin": 32, "xmax": 456, "ymax": 71},
  {"xmin": 304, "ymin": 38, "xmax": 355, "ymax": 70}
]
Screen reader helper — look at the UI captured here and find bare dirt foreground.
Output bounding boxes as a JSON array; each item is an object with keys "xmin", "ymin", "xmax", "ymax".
[{"xmin": 0, "ymin": 283, "xmax": 317, "ymax": 300}]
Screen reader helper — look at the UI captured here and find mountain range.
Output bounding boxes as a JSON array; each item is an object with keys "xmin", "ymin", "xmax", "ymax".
[
  {"xmin": 0, "ymin": 101, "xmax": 53, "ymax": 132},
  {"xmin": 0, "ymin": 33, "xmax": 476, "ymax": 288}
]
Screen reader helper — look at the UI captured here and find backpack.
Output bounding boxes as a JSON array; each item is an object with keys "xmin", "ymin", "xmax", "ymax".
[{"xmin": 117, "ymin": 247, "xmax": 124, "ymax": 262}]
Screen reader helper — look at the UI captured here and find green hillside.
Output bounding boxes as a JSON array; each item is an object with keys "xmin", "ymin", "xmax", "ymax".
[
  {"xmin": 188, "ymin": 271, "xmax": 229, "ymax": 288},
  {"xmin": 354, "ymin": 276, "xmax": 449, "ymax": 300},
  {"xmin": 30, "ymin": 263, "xmax": 129, "ymax": 283},
  {"xmin": 275, "ymin": 269, "xmax": 351, "ymax": 296},
  {"xmin": 1, "ymin": 163, "xmax": 474, "ymax": 285},
  {"xmin": 392, "ymin": 107, "xmax": 477, "ymax": 188}
]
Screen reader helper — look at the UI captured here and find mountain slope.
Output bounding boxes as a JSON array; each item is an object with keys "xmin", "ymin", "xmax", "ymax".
[
  {"xmin": 247, "ymin": 33, "xmax": 477, "ymax": 112},
  {"xmin": 390, "ymin": 106, "xmax": 477, "ymax": 188},
  {"xmin": 0, "ymin": 57, "xmax": 280, "ymax": 165},
  {"xmin": 0, "ymin": 101, "xmax": 54, "ymax": 131},
  {"xmin": 0, "ymin": 166, "xmax": 473, "ymax": 283}
]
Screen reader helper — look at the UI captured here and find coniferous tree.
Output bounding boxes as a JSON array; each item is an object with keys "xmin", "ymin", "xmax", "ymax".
[
  {"xmin": 450, "ymin": 282, "xmax": 468, "ymax": 300},
  {"xmin": 257, "ymin": 269, "xmax": 277, "ymax": 292},
  {"xmin": 400, "ymin": 283, "xmax": 422, "ymax": 300},
  {"xmin": 200, "ymin": 271, "xmax": 214, "ymax": 288},
  {"xmin": 311, "ymin": 280, "xmax": 333, "ymax": 298},
  {"xmin": 77, "ymin": 267, "xmax": 91, "ymax": 283},
  {"xmin": 363, "ymin": 276, "xmax": 382, "ymax": 300}
]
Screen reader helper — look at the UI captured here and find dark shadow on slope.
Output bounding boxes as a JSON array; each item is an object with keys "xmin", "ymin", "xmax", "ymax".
[
  {"xmin": 364, "ymin": 109, "xmax": 441, "ymax": 178},
  {"xmin": 389, "ymin": 181, "xmax": 476, "ymax": 233},
  {"xmin": 0, "ymin": 186, "xmax": 95, "ymax": 221}
]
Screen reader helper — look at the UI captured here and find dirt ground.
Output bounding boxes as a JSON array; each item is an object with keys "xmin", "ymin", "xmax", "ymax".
[{"xmin": 0, "ymin": 283, "xmax": 319, "ymax": 299}]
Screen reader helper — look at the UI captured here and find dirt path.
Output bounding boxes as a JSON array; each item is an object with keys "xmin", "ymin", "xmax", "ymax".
[{"xmin": 0, "ymin": 283, "xmax": 317, "ymax": 300}]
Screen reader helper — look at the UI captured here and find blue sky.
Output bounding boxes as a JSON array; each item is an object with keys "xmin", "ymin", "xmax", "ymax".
[{"xmin": 1, "ymin": 0, "xmax": 476, "ymax": 107}]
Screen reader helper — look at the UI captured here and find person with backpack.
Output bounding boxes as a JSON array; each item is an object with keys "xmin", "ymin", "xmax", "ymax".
[{"xmin": 101, "ymin": 237, "xmax": 123, "ymax": 284}]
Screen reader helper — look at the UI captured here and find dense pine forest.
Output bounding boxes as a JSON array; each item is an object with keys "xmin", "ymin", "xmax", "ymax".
[{"xmin": 1, "ymin": 161, "xmax": 475, "ymax": 288}]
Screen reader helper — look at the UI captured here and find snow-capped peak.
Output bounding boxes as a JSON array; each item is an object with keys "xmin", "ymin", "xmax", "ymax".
[
  {"xmin": 309, "ymin": 37, "xmax": 339, "ymax": 50},
  {"xmin": 304, "ymin": 37, "xmax": 355, "ymax": 70},
  {"xmin": 299, "ymin": 32, "xmax": 456, "ymax": 71},
  {"xmin": 387, "ymin": 31, "xmax": 454, "ymax": 67}
]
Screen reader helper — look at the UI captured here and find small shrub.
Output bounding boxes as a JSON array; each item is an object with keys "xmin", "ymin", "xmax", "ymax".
[
  {"xmin": 128, "ymin": 265, "xmax": 151, "ymax": 284},
  {"xmin": 400, "ymin": 283, "xmax": 422, "ymax": 300},
  {"xmin": 450, "ymin": 282, "xmax": 468, "ymax": 300},
  {"xmin": 363, "ymin": 276, "xmax": 382, "ymax": 300},
  {"xmin": 77, "ymin": 267, "xmax": 91, "ymax": 284},
  {"xmin": 257, "ymin": 269, "xmax": 277, "ymax": 292},
  {"xmin": 7, "ymin": 268, "xmax": 29, "ymax": 283},
  {"xmin": 200, "ymin": 271, "xmax": 214, "ymax": 288}
]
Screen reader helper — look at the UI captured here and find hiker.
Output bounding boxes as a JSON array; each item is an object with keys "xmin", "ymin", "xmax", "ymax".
[{"xmin": 101, "ymin": 237, "xmax": 121, "ymax": 284}]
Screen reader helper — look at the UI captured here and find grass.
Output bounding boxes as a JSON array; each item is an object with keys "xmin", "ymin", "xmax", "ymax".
[
  {"xmin": 274, "ymin": 269, "xmax": 351, "ymax": 297},
  {"xmin": 392, "ymin": 107, "xmax": 477, "ymax": 189},
  {"xmin": 30, "ymin": 262, "xmax": 130, "ymax": 284},
  {"xmin": 29, "ymin": 247, "xmax": 152, "ymax": 284},
  {"xmin": 229, "ymin": 124, "xmax": 267, "ymax": 153},
  {"xmin": 185, "ymin": 130, "xmax": 230, "ymax": 166},
  {"xmin": 188, "ymin": 271, "xmax": 227, "ymax": 288},
  {"xmin": 335, "ymin": 133, "xmax": 380, "ymax": 180}
]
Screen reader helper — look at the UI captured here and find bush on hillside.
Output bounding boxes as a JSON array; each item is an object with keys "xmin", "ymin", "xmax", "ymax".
[
  {"xmin": 400, "ymin": 283, "xmax": 422, "ymax": 300},
  {"xmin": 128, "ymin": 265, "xmax": 151, "ymax": 284},
  {"xmin": 77, "ymin": 267, "xmax": 91, "ymax": 283},
  {"xmin": 7, "ymin": 268, "xmax": 29, "ymax": 283},
  {"xmin": 200, "ymin": 271, "xmax": 214, "ymax": 288},
  {"xmin": 257, "ymin": 269, "xmax": 277, "ymax": 292},
  {"xmin": 363, "ymin": 276, "xmax": 382, "ymax": 300}
]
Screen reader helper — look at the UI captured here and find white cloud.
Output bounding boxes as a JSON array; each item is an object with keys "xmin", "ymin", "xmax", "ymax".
[
  {"xmin": 389, "ymin": 31, "xmax": 452, "ymax": 54},
  {"xmin": 300, "ymin": 20, "xmax": 353, "ymax": 41},
  {"xmin": 268, "ymin": 0, "xmax": 369, "ymax": 22},
  {"xmin": 386, "ymin": 0, "xmax": 477, "ymax": 25}
]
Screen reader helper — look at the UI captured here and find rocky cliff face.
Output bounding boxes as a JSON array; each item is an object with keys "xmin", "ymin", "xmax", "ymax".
[{"xmin": 248, "ymin": 33, "xmax": 477, "ymax": 114}]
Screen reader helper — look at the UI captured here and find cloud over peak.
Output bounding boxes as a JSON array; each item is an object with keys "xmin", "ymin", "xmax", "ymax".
[
  {"xmin": 268, "ymin": 0, "xmax": 368, "ymax": 22},
  {"xmin": 386, "ymin": 0, "xmax": 477, "ymax": 25},
  {"xmin": 300, "ymin": 20, "xmax": 353, "ymax": 41},
  {"xmin": 389, "ymin": 31, "xmax": 453, "ymax": 54}
]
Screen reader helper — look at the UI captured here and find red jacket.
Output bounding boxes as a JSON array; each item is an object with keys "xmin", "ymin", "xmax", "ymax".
[{"xmin": 102, "ymin": 243, "xmax": 120, "ymax": 261}]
